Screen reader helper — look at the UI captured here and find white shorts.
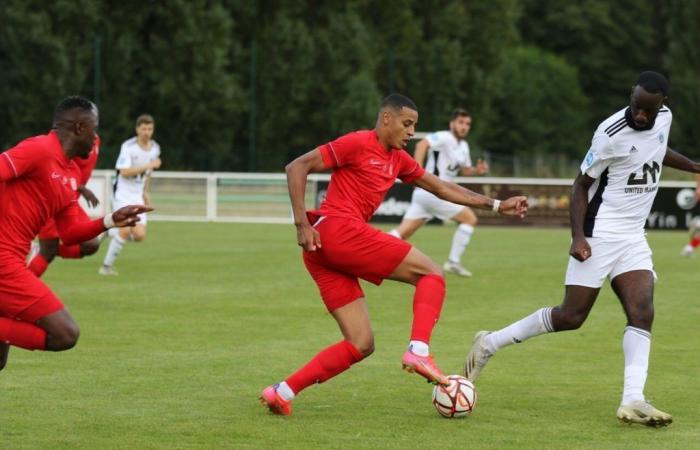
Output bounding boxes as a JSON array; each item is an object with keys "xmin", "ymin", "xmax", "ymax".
[
  {"xmin": 112, "ymin": 194, "xmax": 148, "ymax": 225},
  {"xmin": 404, "ymin": 188, "xmax": 464, "ymax": 221},
  {"xmin": 564, "ymin": 236, "xmax": 656, "ymax": 288}
]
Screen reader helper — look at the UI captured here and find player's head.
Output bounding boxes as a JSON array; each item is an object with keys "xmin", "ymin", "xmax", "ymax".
[
  {"xmin": 629, "ymin": 71, "xmax": 668, "ymax": 129},
  {"xmin": 449, "ymin": 108, "xmax": 472, "ymax": 139},
  {"xmin": 135, "ymin": 114, "xmax": 155, "ymax": 141},
  {"xmin": 376, "ymin": 93, "xmax": 418, "ymax": 149},
  {"xmin": 53, "ymin": 95, "xmax": 99, "ymax": 158}
]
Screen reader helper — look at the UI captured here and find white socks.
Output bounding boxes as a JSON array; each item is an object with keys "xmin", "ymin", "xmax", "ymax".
[
  {"xmin": 622, "ymin": 326, "xmax": 651, "ymax": 405},
  {"xmin": 103, "ymin": 234, "xmax": 125, "ymax": 268},
  {"xmin": 484, "ymin": 307, "xmax": 554, "ymax": 354},
  {"xmin": 408, "ymin": 340, "xmax": 429, "ymax": 356},
  {"xmin": 276, "ymin": 381, "xmax": 295, "ymax": 401},
  {"xmin": 448, "ymin": 224, "xmax": 474, "ymax": 264}
]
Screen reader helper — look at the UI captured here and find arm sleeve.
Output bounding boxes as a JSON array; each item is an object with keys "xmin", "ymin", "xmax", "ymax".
[
  {"xmin": 580, "ymin": 131, "xmax": 613, "ymax": 179},
  {"xmin": 54, "ymin": 201, "xmax": 106, "ymax": 245},
  {"xmin": 115, "ymin": 144, "xmax": 132, "ymax": 170},
  {"xmin": 319, "ymin": 132, "xmax": 364, "ymax": 169},
  {"xmin": 0, "ymin": 139, "xmax": 42, "ymax": 181},
  {"xmin": 397, "ymin": 150, "xmax": 425, "ymax": 184}
]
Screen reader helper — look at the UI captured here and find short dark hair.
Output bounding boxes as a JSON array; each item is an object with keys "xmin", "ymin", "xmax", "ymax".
[
  {"xmin": 380, "ymin": 93, "xmax": 417, "ymax": 112},
  {"xmin": 450, "ymin": 108, "xmax": 471, "ymax": 121},
  {"xmin": 54, "ymin": 95, "xmax": 96, "ymax": 121},
  {"xmin": 136, "ymin": 114, "xmax": 155, "ymax": 127},
  {"xmin": 636, "ymin": 71, "xmax": 669, "ymax": 97}
]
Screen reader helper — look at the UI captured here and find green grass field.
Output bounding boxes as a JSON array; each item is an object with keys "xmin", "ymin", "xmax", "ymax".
[{"xmin": 2, "ymin": 222, "xmax": 699, "ymax": 449}]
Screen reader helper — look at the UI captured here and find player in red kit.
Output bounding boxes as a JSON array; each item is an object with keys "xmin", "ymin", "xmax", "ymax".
[
  {"xmin": 260, "ymin": 94, "xmax": 529, "ymax": 415},
  {"xmin": 0, "ymin": 96, "xmax": 151, "ymax": 372},
  {"xmin": 27, "ymin": 135, "xmax": 103, "ymax": 277}
]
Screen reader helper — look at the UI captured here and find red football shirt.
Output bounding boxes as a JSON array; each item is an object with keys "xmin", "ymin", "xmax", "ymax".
[
  {"xmin": 0, "ymin": 132, "xmax": 92, "ymax": 259},
  {"xmin": 316, "ymin": 130, "xmax": 424, "ymax": 222}
]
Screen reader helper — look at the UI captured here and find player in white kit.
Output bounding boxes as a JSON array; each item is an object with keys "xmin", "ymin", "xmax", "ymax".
[
  {"xmin": 389, "ymin": 109, "xmax": 488, "ymax": 277},
  {"xmin": 464, "ymin": 71, "xmax": 700, "ymax": 426},
  {"xmin": 99, "ymin": 114, "xmax": 161, "ymax": 275}
]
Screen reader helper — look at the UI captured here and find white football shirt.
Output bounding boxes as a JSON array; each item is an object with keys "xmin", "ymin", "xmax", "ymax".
[
  {"xmin": 114, "ymin": 137, "xmax": 161, "ymax": 200},
  {"xmin": 579, "ymin": 106, "xmax": 672, "ymax": 237},
  {"xmin": 423, "ymin": 131, "xmax": 472, "ymax": 182}
]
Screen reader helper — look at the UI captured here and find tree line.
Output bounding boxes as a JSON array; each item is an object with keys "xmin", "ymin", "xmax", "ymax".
[{"xmin": 1, "ymin": 0, "xmax": 697, "ymax": 174}]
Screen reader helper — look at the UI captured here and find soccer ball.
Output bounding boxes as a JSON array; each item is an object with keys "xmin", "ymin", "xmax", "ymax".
[{"xmin": 432, "ymin": 375, "xmax": 477, "ymax": 418}]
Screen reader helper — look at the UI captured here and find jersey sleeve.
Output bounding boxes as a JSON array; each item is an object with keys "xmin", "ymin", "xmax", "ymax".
[
  {"xmin": 319, "ymin": 132, "xmax": 364, "ymax": 169},
  {"xmin": 397, "ymin": 150, "xmax": 425, "ymax": 184},
  {"xmin": 580, "ymin": 130, "xmax": 613, "ymax": 179},
  {"xmin": 425, "ymin": 132, "xmax": 446, "ymax": 149},
  {"xmin": 54, "ymin": 201, "xmax": 105, "ymax": 245},
  {"xmin": 115, "ymin": 143, "xmax": 132, "ymax": 170},
  {"xmin": 0, "ymin": 139, "xmax": 43, "ymax": 181}
]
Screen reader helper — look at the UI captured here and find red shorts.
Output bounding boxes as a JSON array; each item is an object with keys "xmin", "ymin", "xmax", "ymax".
[
  {"xmin": 302, "ymin": 215, "xmax": 412, "ymax": 312},
  {"xmin": 0, "ymin": 259, "xmax": 64, "ymax": 322}
]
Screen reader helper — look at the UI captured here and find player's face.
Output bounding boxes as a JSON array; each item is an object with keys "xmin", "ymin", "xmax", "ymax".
[
  {"xmin": 136, "ymin": 123, "xmax": 154, "ymax": 141},
  {"xmin": 386, "ymin": 107, "xmax": 418, "ymax": 149},
  {"xmin": 629, "ymin": 86, "xmax": 665, "ymax": 128},
  {"xmin": 74, "ymin": 112, "xmax": 99, "ymax": 159},
  {"xmin": 450, "ymin": 115, "xmax": 472, "ymax": 139}
]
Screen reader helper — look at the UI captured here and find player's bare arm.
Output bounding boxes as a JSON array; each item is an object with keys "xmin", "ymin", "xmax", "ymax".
[
  {"xmin": 413, "ymin": 171, "xmax": 528, "ymax": 217},
  {"xmin": 569, "ymin": 172, "xmax": 595, "ymax": 262},
  {"xmin": 662, "ymin": 147, "xmax": 700, "ymax": 173},
  {"xmin": 413, "ymin": 139, "xmax": 430, "ymax": 168},
  {"xmin": 285, "ymin": 148, "xmax": 326, "ymax": 251},
  {"xmin": 119, "ymin": 158, "xmax": 161, "ymax": 178},
  {"xmin": 460, "ymin": 159, "xmax": 489, "ymax": 176},
  {"xmin": 78, "ymin": 185, "xmax": 100, "ymax": 207}
]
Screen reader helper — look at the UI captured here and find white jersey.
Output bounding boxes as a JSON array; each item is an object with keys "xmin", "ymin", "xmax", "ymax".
[
  {"xmin": 579, "ymin": 106, "xmax": 672, "ymax": 238},
  {"xmin": 114, "ymin": 137, "xmax": 161, "ymax": 200},
  {"xmin": 423, "ymin": 131, "xmax": 472, "ymax": 182}
]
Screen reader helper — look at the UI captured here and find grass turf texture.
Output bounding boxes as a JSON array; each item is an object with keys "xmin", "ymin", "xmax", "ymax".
[{"xmin": 2, "ymin": 222, "xmax": 699, "ymax": 449}]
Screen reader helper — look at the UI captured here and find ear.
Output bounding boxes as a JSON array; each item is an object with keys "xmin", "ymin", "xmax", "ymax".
[
  {"xmin": 74, "ymin": 120, "xmax": 86, "ymax": 135},
  {"xmin": 382, "ymin": 110, "xmax": 392, "ymax": 125}
]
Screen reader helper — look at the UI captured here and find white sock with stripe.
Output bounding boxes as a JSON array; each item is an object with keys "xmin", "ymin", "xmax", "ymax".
[
  {"xmin": 483, "ymin": 307, "xmax": 555, "ymax": 354},
  {"xmin": 103, "ymin": 234, "xmax": 126, "ymax": 268},
  {"xmin": 448, "ymin": 224, "xmax": 474, "ymax": 264},
  {"xmin": 622, "ymin": 326, "xmax": 651, "ymax": 405}
]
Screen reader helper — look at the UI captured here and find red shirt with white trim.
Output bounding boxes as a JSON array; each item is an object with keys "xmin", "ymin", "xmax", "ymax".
[
  {"xmin": 316, "ymin": 130, "xmax": 424, "ymax": 222},
  {"xmin": 0, "ymin": 131, "xmax": 99, "ymax": 260}
]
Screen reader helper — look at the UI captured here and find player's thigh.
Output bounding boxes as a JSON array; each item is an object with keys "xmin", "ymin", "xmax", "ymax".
[
  {"xmin": 130, "ymin": 223, "xmax": 147, "ymax": 241},
  {"xmin": 396, "ymin": 217, "xmax": 427, "ymax": 239},
  {"xmin": 0, "ymin": 263, "xmax": 64, "ymax": 322},
  {"xmin": 303, "ymin": 251, "xmax": 364, "ymax": 313},
  {"xmin": 450, "ymin": 206, "xmax": 477, "ymax": 225},
  {"xmin": 387, "ymin": 246, "xmax": 442, "ymax": 285}
]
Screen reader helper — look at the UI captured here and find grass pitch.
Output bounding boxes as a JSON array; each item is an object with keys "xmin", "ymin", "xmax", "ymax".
[{"xmin": 2, "ymin": 222, "xmax": 699, "ymax": 449}]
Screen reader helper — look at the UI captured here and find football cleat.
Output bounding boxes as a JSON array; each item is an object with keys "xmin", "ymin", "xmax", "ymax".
[
  {"xmin": 463, "ymin": 330, "xmax": 493, "ymax": 382},
  {"xmin": 98, "ymin": 265, "xmax": 119, "ymax": 276},
  {"xmin": 260, "ymin": 385, "xmax": 292, "ymax": 416},
  {"xmin": 443, "ymin": 261, "xmax": 472, "ymax": 277},
  {"xmin": 402, "ymin": 350, "xmax": 450, "ymax": 386},
  {"xmin": 616, "ymin": 400, "xmax": 672, "ymax": 427}
]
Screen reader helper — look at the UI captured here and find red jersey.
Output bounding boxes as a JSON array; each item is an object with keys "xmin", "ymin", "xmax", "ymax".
[
  {"xmin": 316, "ymin": 130, "xmax": 424, "ymax": 222},
  {"xmin": 0, "ymin": 131, "xmax": 102, "ymax": 260}
]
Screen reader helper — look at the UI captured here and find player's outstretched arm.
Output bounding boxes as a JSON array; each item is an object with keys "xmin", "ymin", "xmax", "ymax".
[
  {"xmin": 663, "ymin": 147, "xmax": 700, "ymax": 173},
  {"xmin": 569, "ymin": 172, "xmax": 595, "ymax": 262},
  {"xmin": 55, "ymin": 202, "xmax": 153, "ymax": 245},
  {"xmin": 413, "ymin": 172, "xmax": 528, "ymax": 218},
  {"xmin": 413, "ymin": 139, "xmax": 430, "ymax": 167},
  {"xmin": 285, "ymin": 148, "xmax": 326, "ymax": 251}
]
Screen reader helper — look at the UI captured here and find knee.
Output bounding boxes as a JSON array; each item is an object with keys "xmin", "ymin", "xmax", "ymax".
[
  {"xmin": 47, "ymin": 323, "xmax": 80, "ymax": 351},
  {"xmin": 80, "ymin": 240, "xmax": 100, "ymax": 256},
  {"xmin": 350, "ymin": 335, "xmax": 375, "ymax": 358},
  {"xmin": 628, "ymin": 303, "xmax": 655, "ymax": 329},
  {"xmin": 132, "ymin": 232, "xmax": 146, "ymax": 242},
  {"xmin": 553, "ymin": 307, "xmax": 587, "ymax": 331}
]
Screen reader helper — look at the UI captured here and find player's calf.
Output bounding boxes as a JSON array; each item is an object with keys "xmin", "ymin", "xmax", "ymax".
[{"xmin": 0, "ymin": 343, "xmax": 9, "ymax": 371}]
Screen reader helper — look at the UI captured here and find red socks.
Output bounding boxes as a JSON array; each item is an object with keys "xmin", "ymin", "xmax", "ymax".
[
  {"xmin": 691, "ymin": 238, "xmax": 700, "ymax": 248},
  {"xmin": 27, "ymin": 254, "xmax": 49, "ymax": 277},
  {"xmin": 285, "ymin": 340, "xmax": 363, "ymax": 394},
  {"xmin": 58, "ymin": 244, "xmax": 82, "ymax": 259},
  {"xmin": 410, "ymin": 274, "xmax": 446, "ymax": 344},
  {"xmin": 0, "ymin": 317, "xmax": 46, "ymax": 350}
]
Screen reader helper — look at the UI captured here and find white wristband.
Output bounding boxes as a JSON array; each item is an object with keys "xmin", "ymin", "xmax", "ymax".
[
  {"xmin": 103, "ymin": 213, "xmax": 115, "ymax": 229},
  {"xmin": 492, "ymin": 199, "xmax": 501, "ymax": 213}
]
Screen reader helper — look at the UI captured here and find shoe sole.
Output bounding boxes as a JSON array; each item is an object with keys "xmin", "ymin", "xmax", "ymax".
[
  {"xmin": 258, "ymin": 395, "xmax": 290, "ymax": 416},
  {"xmin": 617, "ymin": 414, "xmax": 672, "ymax": 427}
]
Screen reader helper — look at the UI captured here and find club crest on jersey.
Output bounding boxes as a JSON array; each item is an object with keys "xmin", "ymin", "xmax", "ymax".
[
  {"xmin": 583, "ymin": 149, "xmax": 597, "ymax": 169},
  {"xmin": 70, "ymin": 177, "xmax": 77, "ymax": 190},
  {"xmin": 658, "ymin": 132, "xmax": 664, "ymax": 143}
]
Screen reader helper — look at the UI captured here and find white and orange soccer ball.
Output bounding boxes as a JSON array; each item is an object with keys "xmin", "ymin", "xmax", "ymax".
[{"xmin": 432, "ymin": 375, "xmax": 477, "ymax": 418}]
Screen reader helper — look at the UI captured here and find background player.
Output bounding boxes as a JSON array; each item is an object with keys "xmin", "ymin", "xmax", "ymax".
[
  {"xmin": 680, "ymin": 174, "xmax": 700, "ymax": 256},
  {"xmin": 260, "ymin": 94, "xmax": 528, "ymax": 415},
  {"xmin": 464, "ymin": 71, "xmax": 697, "ymax": 427},
  {"xmin": 100, "ymin": 114, "xmax": 161, "ymax": 276},
  {"xmin": 0, "ymin": 96, "xmax": 150, "ymax": 372},
  {"xmin": 389, "ymin": 108, "xmax": 488, "ymax": 277},
  {"xmin": 27, "ymin": 135, "xmax": 102, "ymax": 277}
]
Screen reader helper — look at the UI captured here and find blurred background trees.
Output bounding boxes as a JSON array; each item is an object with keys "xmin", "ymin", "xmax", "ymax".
[{"xmin": 0, "ymin": 0, "xmax": 696, "ymax": 175}]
